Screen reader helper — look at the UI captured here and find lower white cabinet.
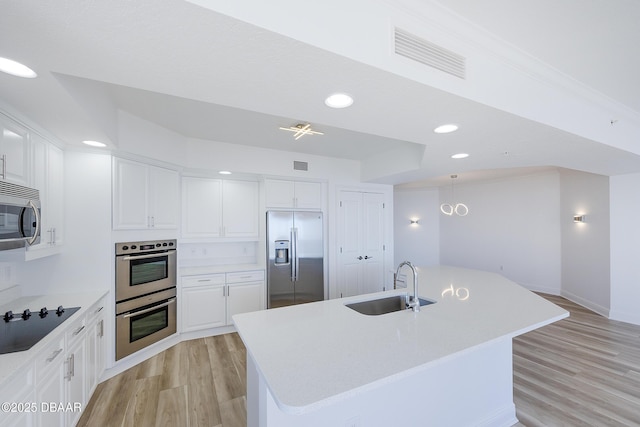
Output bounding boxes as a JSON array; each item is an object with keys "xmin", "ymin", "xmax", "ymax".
[
  {"xmin": 181, "ymin": 270, "xmax": 265, "ymax": 332},
  {"xmin": 85, "ymin": 300, "xmax": 106, "ymax": 402},
  {"xmin": 35, "ymin": 336, "xmax": 66, "ymax": 427},
  {"xmin": 0, "ymin": 362, "xmax": 35, "ymax": 427}
]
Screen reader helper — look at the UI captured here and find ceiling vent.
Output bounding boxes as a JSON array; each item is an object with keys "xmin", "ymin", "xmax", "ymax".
[{"xmin": 394, "ymin": 28, "xmax": 466, "ymax": 79}]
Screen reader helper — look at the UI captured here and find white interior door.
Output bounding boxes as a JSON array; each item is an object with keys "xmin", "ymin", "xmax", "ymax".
[{"xmin": 337, "ymin": 191, "xmax": 385, "ymax": 298}]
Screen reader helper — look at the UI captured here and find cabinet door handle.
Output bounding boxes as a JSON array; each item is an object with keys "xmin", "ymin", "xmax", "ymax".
[
  {"xmin": 46, "ymin": 348, "xmax": 63, "ymax": 363},
  {"xmin": 0, "ymin": 154, "xmax": 6, "ymax": 180},
  {"xmin": 99, "ymin": 319, "xmax": 104, "ymax": 338},
  {"xmin": 65, "ymin": 353, "xmax": 75, "ymax": 380},
  {"xmin": 357, "ymin": 256, "xmax": 363, "ymax": 260}
]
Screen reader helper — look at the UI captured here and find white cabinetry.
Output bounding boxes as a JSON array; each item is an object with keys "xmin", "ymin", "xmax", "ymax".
[
  {"xmin": 337, "ymin": 191, "xmax": 386, "ymax": 297},
  {"xmin": 181, "ymin": 270, "xmax": 264, "ymax": 332},
  {"xmin": 226, "ymin": 271, "xmax": 265, "ymax": 320},
  {"xmin": 36, "ymin": 338, "xmax": 65, "ymax": 426},
  {"xmin": 112, "ymin": 158, "xmax": 180, "ymax": 230},
  {"xmin": 264, "ymin": 179, "xmax": 322, "ymax": 209},
  {"xmin": 0, "ymin": 363, "xmax": 35, "ymax": 427},
  {"xmin": 0, "ymin": 113, "xmax": 30, "ymax": 186},
  {"xmin": 64, "ymin": 315, "xmax": 87, "ymax": 427},
  {"xmin": 85, "ymin": 300, "xmax": 106, "ymax": 397},
  {"xmin": 182, "ymin": 177, "xmax": 259, "ymax": 239},
  {"xmin": 27, "ymin": 134, "xmax": 64, "ymax": 258},
  {"xmin": 181, "ymin": 274, "xmax": 226, "ymax": 331}
]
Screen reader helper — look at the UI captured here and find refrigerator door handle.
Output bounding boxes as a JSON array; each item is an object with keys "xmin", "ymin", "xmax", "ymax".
[{"xmin": 292, "ymin": 227, "xmax": 299, "ymax": 282}]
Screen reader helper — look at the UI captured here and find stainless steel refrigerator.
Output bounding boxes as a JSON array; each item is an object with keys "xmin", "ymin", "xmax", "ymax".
[{"xmin": 267, "ymin": 211, "xmax": 324, "ymax": 308}]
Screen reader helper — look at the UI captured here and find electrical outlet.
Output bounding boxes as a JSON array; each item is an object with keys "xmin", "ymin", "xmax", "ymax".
[{"xmin": 345, "ymin": 416, "xmax": 360, "ymax": 427}]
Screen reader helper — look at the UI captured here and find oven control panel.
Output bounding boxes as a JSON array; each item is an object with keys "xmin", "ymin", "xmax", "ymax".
[{"xmin": 115, "ymin": 239, "xmax": 176, "ymax": 255}]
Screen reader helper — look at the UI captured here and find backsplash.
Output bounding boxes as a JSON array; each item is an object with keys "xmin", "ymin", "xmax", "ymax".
[{"xmin": 178, "ymin": 241, "xmax": 259, "ymax": 267}]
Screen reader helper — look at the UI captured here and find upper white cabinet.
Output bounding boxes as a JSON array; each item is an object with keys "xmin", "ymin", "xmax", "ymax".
[
  {"xmin": 0, "ymin": 113, "xmax": 30, "ymax": 186},
  {"xmin": 264, "ymin": 179, "xmax": 322, "ymax": 210},
  {"xmin": 112, "ymin": 158, "xmax": 180, "ymax": 230},
  {"xmin": 182, "ymin": 177, "xmax": 258, "ymax": 239},
  {"xmin": 28, "ymin": 134, "xmax": 64, "ymax": 256}
]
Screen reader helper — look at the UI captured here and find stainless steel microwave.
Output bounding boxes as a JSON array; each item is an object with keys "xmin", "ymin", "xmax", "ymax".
[{"xmin": 0, "ymin": 181, "xmax": 41, "ymax": 250}]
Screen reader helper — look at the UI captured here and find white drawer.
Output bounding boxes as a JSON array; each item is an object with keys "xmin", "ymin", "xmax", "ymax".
[
  {"xmin": 35, "ymin": 335, "xmax": 65, "ymax": 378},
  {"xmin": 65, "ymin": 313, "xmax": 86, "ymax": 346},
  {"xmin": 87, "ymin": 298, "xmax": 106, "ymax": 321},
  {"xmin": 0, "ymin": 361, "xmax": 35, "ymax": 403},
  {"xmin": 182, "ymin": 274, "xmax": 226, "ymax": 288},
  {"xmin": 226, "ymin": 270, "xmax": 265, "ymax": 283}
]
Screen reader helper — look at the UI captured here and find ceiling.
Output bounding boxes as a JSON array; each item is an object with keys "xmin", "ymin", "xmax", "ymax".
[{"xmin": 1, "ymin": 0, "xmax": 639, "ymax": 186}]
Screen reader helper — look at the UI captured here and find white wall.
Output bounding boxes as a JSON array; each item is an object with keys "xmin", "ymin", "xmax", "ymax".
[
  {"xmin": 17, "ymin": 150, "xmax": 113, "ymax": 295},
  {"xmin": 559, "ymin": 169, "xmax": 610, "ymax": 316},
  {"xmin": 610, "ymin": 173, "xmax": 640, "ymax": 325},
  {"xmin": 393, "ymin": 188, "xmax": 439, "ymax": 267},
  {"xmin": 438, "ymin": 171, "xmax": 562, "ymax": 293}
]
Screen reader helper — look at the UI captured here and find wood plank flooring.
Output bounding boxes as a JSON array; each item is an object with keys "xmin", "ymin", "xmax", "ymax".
[
  {"xmin": 77, "ymin": 334, "xmax": 247, "ymax": 427},
  {"xmin": 78, "ymin": 294, "xmax": 640, "ymax": 426},
  {"xmin": 513, "ymin": 294, "xmax": 640, "ymax": 426}
]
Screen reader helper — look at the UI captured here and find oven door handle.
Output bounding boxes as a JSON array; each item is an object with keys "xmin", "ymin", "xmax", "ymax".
[
  {"xmin": 121, "ymin": 298, "xmax": 176, "ymax": 319},
  {"xmin": 121, "ymin": 250, "xmax": 176, "ymax": 261}
]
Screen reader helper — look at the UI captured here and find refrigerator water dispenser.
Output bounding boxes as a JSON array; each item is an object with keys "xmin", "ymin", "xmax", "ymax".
[{"xmin": 274, "ymin": 240, "xmax": 290, "ymax": 264}]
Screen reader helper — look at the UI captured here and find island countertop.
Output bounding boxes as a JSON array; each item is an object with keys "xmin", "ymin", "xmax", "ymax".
[{"xmin": 232, "ymin": 265, "xmax": 569, "ymax": 415}]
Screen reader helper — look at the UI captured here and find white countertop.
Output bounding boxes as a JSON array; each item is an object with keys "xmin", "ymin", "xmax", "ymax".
[
  {"xmin": 232, "ymin": 265, "xmax": 569, "ymax": 414},
  {"xmin": 0, "ymin": 290, "xmax": 108, "ymax": 385}
]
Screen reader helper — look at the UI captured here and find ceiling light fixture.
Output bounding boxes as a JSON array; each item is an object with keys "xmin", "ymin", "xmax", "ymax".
[
  {"xmin": 219, "ymin": 170, "xmax": 232, "ymax": 175},
  {"xmin": 451, "ymin": 153, "xmax": 469, "ymax": 159},
  {"xmin": 279, "ymin": 123, "xmax": 324, "ymax": 140},
  {"xmin": 0, "ymin": 57, "xmax": 37, "ymax": 78},
  {"xmin": 82, "ymin": 140, "xmax": 107, "ymax": 148},
  {"xmin": 434, "ymin": 124, "xmax": 458, "ymax": 134},
  {"xmin": 325, "ymin": 93, "xmax": 354, "ymax": 109},
  {"xmin": 440, "ymin": 174, "xmax": 468, "ymax": 216}
]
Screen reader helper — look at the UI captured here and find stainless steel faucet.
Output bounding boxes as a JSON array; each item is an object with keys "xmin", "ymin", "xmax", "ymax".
[{"xmin": 395, "ymin": 261, "xmax": 420, "ymax": 312}]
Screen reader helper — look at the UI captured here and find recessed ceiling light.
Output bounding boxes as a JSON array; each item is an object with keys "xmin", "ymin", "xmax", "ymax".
[
  {"xmin": 325, "ymin": 93, "xmax": 353, "ymax": 109},
  {"xmin": 434, "ymin": 124, "xmax": 458, "ymax": 134},
  {"xmin": 219, "ymin": 170, "xmax": 232, "ymax": 175},
  {"xmin": 82, "ymin": 140, "xmax": 107, "ymax": 148},
  {"xmin": 451, "ymin": 153, "xmax": 469, "ymax": 159},
  {"xmin": 0, "ymin": 57, "xmax": 37, "ymax": 78}
]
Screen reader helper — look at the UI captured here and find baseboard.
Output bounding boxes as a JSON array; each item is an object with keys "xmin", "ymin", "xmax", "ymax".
[
  {"xmin": 608, "ymin": 309, "xmax": 640, "ymax": 326},
  {"xmin": 560, "ymin": 290, "xmax": 610, "ymax": 318},
  {"xmin": 476, "ymin": 403, "xmax": 518, "ymax": 427}
]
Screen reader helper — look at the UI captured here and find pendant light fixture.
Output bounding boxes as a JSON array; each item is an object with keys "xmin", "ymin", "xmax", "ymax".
[{"xmin": 440, "ymin": 174, "xmax": 468, "ymax": 216}]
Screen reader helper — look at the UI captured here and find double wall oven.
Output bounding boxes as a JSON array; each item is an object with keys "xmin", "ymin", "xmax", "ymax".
[{"xmin": 115, "ymin": 239, "xmax": 177, "ymax": 360}]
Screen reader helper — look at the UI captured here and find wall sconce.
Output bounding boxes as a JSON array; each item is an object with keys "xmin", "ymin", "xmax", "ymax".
[
  {"xmin": 410, "ymin": 219, "xmax": 420, "ymax": 225},
  {"xmin": 573, "ymin": 215, "xmax": 585, "ymax": 223}
]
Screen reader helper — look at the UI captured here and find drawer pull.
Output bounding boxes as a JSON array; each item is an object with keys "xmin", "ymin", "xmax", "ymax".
[
  {"xmin": 94, "ymin": 306, "xmax": 104, "ymax": 314},
  {"xmin": 73, "ymin": 325, "xmax": 85, "ymax": 336},
  {"xmin": 46, "ymin": 348, "xmax": 63, "ymax": 363}
]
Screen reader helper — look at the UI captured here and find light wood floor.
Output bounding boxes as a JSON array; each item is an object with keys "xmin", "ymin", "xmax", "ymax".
[
  {"xmin": 513, "ymin": 294, "xmax": 640, "ymax": 426},
  {"xmin": 77, "ymin": 333, "xmax": 247, "ymax": 427},
  {"xmin": 79, "ymin": 295, "xmax": 640, "ymax": 426}
]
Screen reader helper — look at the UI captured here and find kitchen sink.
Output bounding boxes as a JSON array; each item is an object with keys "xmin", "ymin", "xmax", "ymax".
[{"xmin": 345, "ymin": 295, "xmax": 435, "ymax": 316}]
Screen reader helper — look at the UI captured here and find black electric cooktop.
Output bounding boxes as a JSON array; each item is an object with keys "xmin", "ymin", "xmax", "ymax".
[{"xmin": 0, "ymin": 306, "xmax": 80, "ymax": 355}]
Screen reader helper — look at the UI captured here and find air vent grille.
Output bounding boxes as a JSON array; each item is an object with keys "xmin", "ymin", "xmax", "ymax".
[
  {"xmin": 0, "ymin": 180, "xmax": 39, "ymax": 200},
  {"xmin": 293, "ymin": 161, "xmax": 308, "ymax": 171},
  {"xmin": 394, "ymin": 28, "xmax": 466, "ymax": 79}
]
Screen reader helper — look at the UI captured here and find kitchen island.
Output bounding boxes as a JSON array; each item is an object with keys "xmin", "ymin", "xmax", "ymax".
[{"xmin": 233, "ymin": 266, "xmax": 568, "ymax": 427}]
